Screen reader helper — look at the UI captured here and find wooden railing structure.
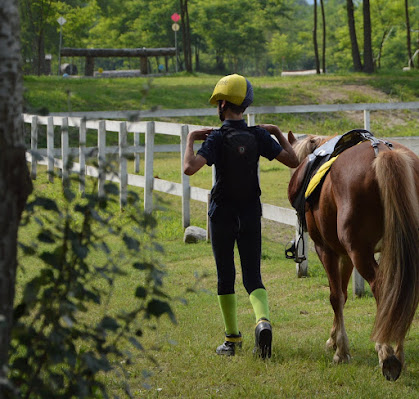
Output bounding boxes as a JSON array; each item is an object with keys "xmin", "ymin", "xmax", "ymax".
[
  {"xmin": 25, "ymin": 100, "xmax": 419, "ymax": 295},
  {"xmin": 25, "ymin": 114, "xmax": 298, "ymax": 224}
]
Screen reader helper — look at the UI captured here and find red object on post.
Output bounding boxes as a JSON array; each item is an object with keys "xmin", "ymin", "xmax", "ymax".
[{"xmin": 171, "ymin": 13, "xmax": 180, "ymax": 22}]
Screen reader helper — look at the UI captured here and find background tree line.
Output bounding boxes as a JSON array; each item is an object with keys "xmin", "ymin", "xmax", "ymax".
[{"xmin": 18, "ymin": 0, "xmax": 419, "ymax": 75}]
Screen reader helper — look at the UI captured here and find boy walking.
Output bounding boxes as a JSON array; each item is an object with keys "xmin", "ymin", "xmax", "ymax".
[{"xmin": 184, "ymin": 74, "xmax": 299, "ymax": 358}]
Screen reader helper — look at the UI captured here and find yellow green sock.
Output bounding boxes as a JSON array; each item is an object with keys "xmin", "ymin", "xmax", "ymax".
[
  {"xmin": 249, "ymin": 288, "xmax": 270, "ymax": 322},
  {"xmin": 218, "ymin": 294, "xmax": 239, "ymax": 335}
]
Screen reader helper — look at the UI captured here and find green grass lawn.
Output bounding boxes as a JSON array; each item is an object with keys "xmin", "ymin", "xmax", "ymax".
[
  {"xmin": 24, "ymin": 71, "xmax": 419, "ymax": 137},
  {"xmin": 17, "ymin": 163, "xmax": 419, "ymax": 398}
]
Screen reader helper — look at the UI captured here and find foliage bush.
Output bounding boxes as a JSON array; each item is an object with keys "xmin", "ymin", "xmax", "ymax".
[{"xmin": 5, "ymin": 163, "xmax": 176, "ymax": 398}]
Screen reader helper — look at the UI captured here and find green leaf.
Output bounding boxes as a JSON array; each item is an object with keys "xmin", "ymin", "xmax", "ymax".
[
  {"xmin": 146, "ymin": 299, "xmax": 176, "ymax": 323},
  {"xmin": 49, "ymin": 373, "xmax": 64, "ymax": 390},
  {"xmin": 128, "ymin": 336, "xmax": 144, "ymax": 351},
  {"xmin": 135, "ymin": 329, "xmax": 143, "ymax": 337},
  {"xmin": 18, "ymin": 242, "xmax": 36, "ymax": 255},
  {"xmin": 23, "ymin": 277, "xmax": 42, "ymax": 303},
  {"xmin": 135, "ymin": 287, "xmax": 147, "ymax": 299},
  {"xmin": 152, "ymin": 287, "xmax": 170, "ymax": 299},
  {"xmin": 133, "ymin": 262, "xmax": 152, "ymax": 270},
  {"xmin": 99, "ymin": 316, "xmax": 120, "ymax": 332},
  {"xmin": 74, "ymin": 204, "xmax": 88, "ymax": 214},
  {"xmin": 30, "ymin": 196, "xmax": 60, "ymax": 212},
  {"xmin": 40, "ymin": 251, "xmax": 61, "ymax": 268},
  {"xmin": 152, "ymin": 242, "xmax": 164, "ymax": 253},
  {"xmin": 72, "ymin": 240, "xmax": 89, "ymax": 259},
  {"xmin": 123, "ymin": 234, "xmax": 140, "ymax": 251},
  {"xmin": 100, "ymin": 242, "xmax": 111, "ymax": 254},
  {"xmin": 83, "ymin": 352, "xmax": 112, "ymax": 373},
  {"xmin": 37, "ymin": 230, "xmax": 56, "ymax": 244},
  {"xmin": 104, "ymin": 183, "xmax": 119, "ymax": 195},
  {"xmin": 13, "ymin": 303, "xmax": 27, "ymax": 320}
]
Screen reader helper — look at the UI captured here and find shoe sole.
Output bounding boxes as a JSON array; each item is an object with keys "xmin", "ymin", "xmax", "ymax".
[
  {"xmin": 257, "ymin": 327, "xmax": 272, "ymax": 359},
  {"xmin": 216, "ymin": 349, "xmax": 235, "ymax": 356}
]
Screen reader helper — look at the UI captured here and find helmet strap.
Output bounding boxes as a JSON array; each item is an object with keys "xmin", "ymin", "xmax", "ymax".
[{"xmin": 218, "ymin": 100, "xmax": 226, "ymax": 121}]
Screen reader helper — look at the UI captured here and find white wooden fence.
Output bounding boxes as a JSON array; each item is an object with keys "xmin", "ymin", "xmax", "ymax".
[
  {"xmin": 24, "ymin": 113, "xmax": 298, "ymax": 224},
  {"xmin": 25, "ymin": 101, "xmax": 419, "ymax": 294}
]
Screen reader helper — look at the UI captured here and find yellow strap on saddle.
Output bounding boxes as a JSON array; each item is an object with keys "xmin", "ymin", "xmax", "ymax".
[{"xmin": 305, "ymin": 155, "xmax": 339, "ymax": 199}]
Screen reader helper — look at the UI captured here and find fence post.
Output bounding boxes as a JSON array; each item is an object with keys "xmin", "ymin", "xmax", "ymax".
[
  {"xmin": 79, "ymin": 118, "xmax": 86, "ymax": 193},
  {"xmin": 247, "ymin": 113, "xmax": 256, "ymax": 126},
  {"xmin": 206, "ymin": 193, "xmax": 211, "ymax": 242},
  {"xmin": 119, "ymin": 122, "xmax": 128, "ymax": 208},
  {"xmin": 353, "ymin": 271, "xmax": 365, "ymax": 298},
  {"xmin": 295, "ymin": 229, "xmax": 309, "ymax": 277},
  {"xmin": 61, "ymin": 117, "xmax": 69, "ymax": 183},
  {"xmin": 180, "ymin": 125, "xmax": 190, "ymax": 228},
  {"xmin": 144, "ymin": 121, "xmax": 155, "ymax": 214},
  {"xmin": 98, "ymin": 120, "xmax": 106, "ymax": 199},
  {"xmin": 134, "ymin": 131, "xmax": 140, "ymax": 173},
  {"xmin": 350, "ymin": 109, "xmax": 370, "ymax": 296},
  {"xmin": 47, "ymin": 116, "xmax": 54, "ymax": 182},
  {"xmin": 30, "ymin": 116, "xmax": 38, "ymax": 179},
  {"xmin": 364, "ymin": 109, "xmax": 371, "ymax": 131}
]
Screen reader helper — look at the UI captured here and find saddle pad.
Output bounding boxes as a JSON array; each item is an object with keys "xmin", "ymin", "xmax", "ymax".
[{"xmin": 305, "ymin": 155, "xmax": 339, "ymax": 199}]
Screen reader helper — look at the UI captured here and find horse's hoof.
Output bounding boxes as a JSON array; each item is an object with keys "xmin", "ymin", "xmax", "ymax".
[
  {"xmin": 382, "ymin": 355, "xmax": 402, "ymax": 381},
  {"xmin": 333, "ymin": 353, "xmax": 350, "ymax": 364}
]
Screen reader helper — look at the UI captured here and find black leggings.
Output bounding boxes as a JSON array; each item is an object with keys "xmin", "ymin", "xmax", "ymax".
[{"xmin": 209, "ymin": 207, "xmax": 264, "ymax": 295}]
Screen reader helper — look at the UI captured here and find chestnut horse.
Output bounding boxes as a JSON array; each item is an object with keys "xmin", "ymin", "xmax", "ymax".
[{"xmin": 287, "ymin": 131, "xmax": 419, "ymax": 381}]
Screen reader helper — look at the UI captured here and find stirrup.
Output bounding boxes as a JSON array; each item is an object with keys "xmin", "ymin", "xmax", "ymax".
[{"xmin": 285, "ymin": 239, "xmax": 306, "ymax": 263}]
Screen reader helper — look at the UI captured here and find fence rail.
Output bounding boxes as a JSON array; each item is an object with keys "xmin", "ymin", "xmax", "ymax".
[
  {"xmin": 50, "ymin": 101, "xmax": 419, "ymax": 121},
  {"xmin": 24, "ymin": 101, "xmax": 419, "ymax": 294}
]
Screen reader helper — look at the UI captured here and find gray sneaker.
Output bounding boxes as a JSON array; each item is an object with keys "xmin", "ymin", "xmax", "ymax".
[{"xmin": 216, "ymin": 332, "xmax": 242, "ymax": 356}]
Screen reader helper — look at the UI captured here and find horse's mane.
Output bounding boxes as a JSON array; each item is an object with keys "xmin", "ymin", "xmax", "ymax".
[{"xmin": 292, "ymin": 134, "xmax": 335, "ymax": 162}]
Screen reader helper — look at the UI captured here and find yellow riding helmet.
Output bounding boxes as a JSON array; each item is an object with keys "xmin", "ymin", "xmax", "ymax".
[{"xmin": 209, "ymin": 74, "xmax": 253, "ymax": 107}]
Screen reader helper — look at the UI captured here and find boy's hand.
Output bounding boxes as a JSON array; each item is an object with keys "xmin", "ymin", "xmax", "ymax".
[{"xmin": 190, "ymin": 128, "xmax": 213, "ymax": 141}]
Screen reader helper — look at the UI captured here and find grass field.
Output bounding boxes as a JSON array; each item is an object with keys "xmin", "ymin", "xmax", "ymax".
[
  {"xmin": 17, "ymin": 165, "xmax": 418, "ymax": 398},
  {"xmin": 24, "ymin": 71, "xmax": 419, "ymax": 137},
  {"xmin": 18, "ymin": 73, "xmax": 418, "ymax": 397}
]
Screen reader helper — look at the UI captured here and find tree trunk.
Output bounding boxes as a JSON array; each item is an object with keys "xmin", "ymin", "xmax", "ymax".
[
  {"xmin": 185, "ymin": 1, "xmax": 192, "ymax": 71},
  {"xmin": 195, "ymin": 40, "xmax": 200, "ymax": 72},
  {"xmin": 0, "ymin": 0, "xmax": 33, "ymax": 382},
  {"xmin": 215, "ymin": 50, "xmax": 225, "ymax": 73},
  {"xmin": 346, "ymin": 0, "xmax": 363, "ymax": 72},
  {"xmin": 180, "ymin": 0, "xmax": 192, "ymax": 73},
  {"xmin": 36, "ymin": 28, "xmax": 45, "ymax": 76},
  {"xmin": 313, "ymin": 0, "xmax": 320, "ymax": 74},
  {"xmin": 376, "ymin": 27, "xmax": 392, "ymax": 69},
  {"xmin": 363, "ymin": 0, "xmax": 374, "ymax": 73},
  {"xmin": 320, "ymin": 0, "xmax": 326, "ymax": 73},
  {"xmin": 405, "ymin": 0, "xmax": 414, "ymax": 68}
]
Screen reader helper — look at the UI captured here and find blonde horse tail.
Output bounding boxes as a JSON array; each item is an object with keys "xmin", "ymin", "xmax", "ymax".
[{"xmin": 372, "ymin": 148, "xmax": 419, "ymax": 344}]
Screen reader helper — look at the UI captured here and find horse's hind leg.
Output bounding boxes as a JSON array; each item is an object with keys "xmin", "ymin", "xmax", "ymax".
[
  {"xmin": 348, "ymin": 251, "xmax": 403, "ymax": 380},
  {"xmin": 318, "ymin": 247, "xmax": 352, "ymax": 363}
]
